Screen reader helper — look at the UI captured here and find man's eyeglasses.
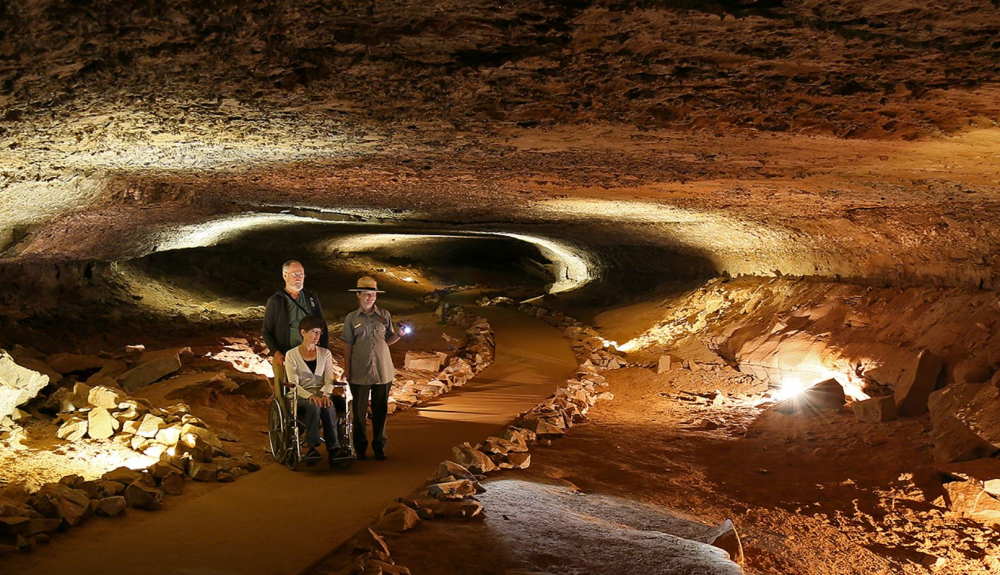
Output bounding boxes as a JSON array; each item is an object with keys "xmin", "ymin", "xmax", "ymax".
[{"xmin": 287, "ymin": 272, "xmax": 306, "ymax": 279}]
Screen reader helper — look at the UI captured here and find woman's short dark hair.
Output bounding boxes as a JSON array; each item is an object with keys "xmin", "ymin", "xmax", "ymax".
[{"xmin": 298, "ymin": 316, "xmax": 326, "ymax": 333}]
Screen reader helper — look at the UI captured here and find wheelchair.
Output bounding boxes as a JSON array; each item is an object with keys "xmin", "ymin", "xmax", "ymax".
[{"xmin": 268, "ymin": 377, "xmax": 355, "ymax": 471}]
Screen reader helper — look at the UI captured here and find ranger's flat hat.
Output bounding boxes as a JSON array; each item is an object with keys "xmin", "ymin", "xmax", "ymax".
[{"xmin": 349, "ymin": 276, "xmax": 385, "ymax": 293}]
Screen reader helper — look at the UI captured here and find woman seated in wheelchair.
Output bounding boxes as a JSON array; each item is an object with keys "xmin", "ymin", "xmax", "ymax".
[{"xmin": 285, "ymin": 315, "xmax": 351, "ymax": 466}]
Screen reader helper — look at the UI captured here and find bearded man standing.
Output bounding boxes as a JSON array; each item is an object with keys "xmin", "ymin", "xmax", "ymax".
[{"xmin": 263, "ymin": 260, "xmax": 329, "ymax": 389}]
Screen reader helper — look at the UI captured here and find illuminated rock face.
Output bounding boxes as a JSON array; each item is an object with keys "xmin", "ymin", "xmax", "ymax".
[{"xmin": 0, "ymin": 350, "xmax": 49, "ymax": 421}]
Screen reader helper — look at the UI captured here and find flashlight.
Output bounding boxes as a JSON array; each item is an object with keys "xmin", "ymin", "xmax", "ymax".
[{"xmin": 402, "ymin": 325, "xmax": 413, "ymax": 335}]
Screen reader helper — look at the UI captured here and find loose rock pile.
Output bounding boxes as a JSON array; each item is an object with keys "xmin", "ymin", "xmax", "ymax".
[
  {"xmin": 388, "ymin": 311, "xmax": 494, "ymax": 414},
  {"xmin": 0, "ymin": 346, "xmax": 261, "ymax": 556}
]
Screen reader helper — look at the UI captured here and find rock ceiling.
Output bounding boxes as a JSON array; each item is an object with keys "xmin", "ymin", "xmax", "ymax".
[{"xmin": 3, "ymin": 0, "xmax": 1000, "ymax": 287}]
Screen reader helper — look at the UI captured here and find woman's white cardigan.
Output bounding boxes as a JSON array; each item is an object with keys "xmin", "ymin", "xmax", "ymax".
[{"xmin": 284, "ymin": 346, "xmax": 346, "ymax": 401}]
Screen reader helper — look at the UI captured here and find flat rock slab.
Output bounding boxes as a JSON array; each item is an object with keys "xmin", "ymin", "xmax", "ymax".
[
  {"xmin": 392, "ymin": 478, "xmax": 743, "ymax": 575},
  {"xmin": 403, "ymin": 351, "xmax": 448, "ymax": 372},
  {"xmin": 118, "ymin": 348, "xmax": 188, "ymax": 391}
]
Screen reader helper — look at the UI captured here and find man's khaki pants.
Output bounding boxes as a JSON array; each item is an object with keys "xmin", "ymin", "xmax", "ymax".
[{"xmin": 272, "ymin": 361, "xmax": 286, "ymax": 398}]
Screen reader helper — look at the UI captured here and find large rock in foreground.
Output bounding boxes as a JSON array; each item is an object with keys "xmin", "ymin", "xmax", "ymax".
[
  {"xmin": 894, "ymin": 349, "xmax": 943, "ymax": 417},
  {"xmin": 0, "ymin": 350, "xmax": 49, "ymax": 420},
  {"xmin": 928, "ymin": 383, "xmax": 1000, "ymax": 463}
]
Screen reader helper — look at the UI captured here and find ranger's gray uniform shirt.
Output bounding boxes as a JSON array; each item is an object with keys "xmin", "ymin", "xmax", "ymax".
[{"xmin": 342, "ymin": 305, "xmax": 396, "ymax": 385}]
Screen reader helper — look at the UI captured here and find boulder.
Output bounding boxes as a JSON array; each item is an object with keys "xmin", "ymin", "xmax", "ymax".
[
  {"xmin": 28, "ymin": 484, "xmax": 91, "ymax": 527},
  {"xmin": 947, "ymin": 384, "xmax": 1000, "ymax": 448},
  {"xmin": 102, "ymin": 467, "xmax": 142, "ymax": 485},
  {"xmin": 115, "ymin": 400, "xmax": 145, "ymax": 421},
  {"xmin": 87, "ymin": 386, "xmax": 126, "ymax": 410},
  {"xmin": 929, "ymin": 383, "xmax": 1000, "ymax": 463},
  {"xmin": 181, "ymin": 423, "xmax": 222, "ymax": 449},
  {"xmin": 187, "ymin": 460, "xmax": 217, "ymax": 482},
  {"xmin": 426, "ymin": 461, "xmax": 484, "ymax": 493},
  {"xmin": 450, "ymin": 442, "xmax": 497, "ymax": 474},
  {"xmin": 77, "ymin": 480, "xmax": 124, "ymax": 499},
  {"xmin": 774, "ymin": 378, "xmax": 845, "ymax": 414},
  {"xmin": 155, "ymin": 425, "xmax": 183, "ymax": 446},
  {"xmin": 710, "ymin": 519, "xmax": 744, "ymax": 566},
  {"xmin": 120, "ymin": 419, "xmax": 141, "ymax": 435},
  {"xmin": 507, "ymin": 452, "xmax": 531, "ymax": 469},
  {"xmin": 353, "ymin": 527, "xmax": 391, "ymax": 556},
  {"xmin": 479, "ymin": 436, "xmax": 528, "ymax": 455},
  {"xmin": 943, "ymin": 478, "xmax": 1000, "ymax": 524},
  {"xmin": 0, "ymin": 516, "xmax": 28, "ymax": 537},
  {"xmin": 403, "ymin": 351, "xmax": 448, "ymax": 372},
  {"xmin": 939, "ymin": 457, "xmax": 1000, "ymax": 502},
  {"xmin": 11, "ymin": 357, "xmax": 62, "ymax": 385},
  {"xmin": 136, "ymin": 414, "xmax": 166, "ymax": 438},
  {"xmin": 499, "ymin": 426, "xmax": 535, "ymax": 446},
  {"xmin": 123, "ymin": 482, "xmax": 163, "ymax": 510},
  {"xmin": 372, "ymin": 503, "xmax": 420, "ymax": 533},
  {"xmin": 118, "ymin": 348, "xmax": 187, "ymax": 391},
  {"xmin": 524, "ymin": 417, "xmax": 566, "ymax": 437},
  {"xmin": 0, "ymin": 350, "xmax": 50, "ymax": 421},
  {"xmin": 953, "ymin": 358, "xmax": 993, "ymax": 385},
  {"xmin": 851, "ymin": 396, "xmax": 897, "ymax": 423},
  {"xmin": 95, "ymin": 496, "xmax": 127, "ymax": 518},
  {"xmin": 159, "ymin": 471, "xmax": 185, "ymax": 495},
  {"xmin": 24, "ymin": 518, "xmax": 61, "ymax": 537},
  {"xmin": 894, "ymin": 350, "xmax": 943, "ymax": 417},
  {"xmin": 45, "ymin": 353, "xmax": 107, "ymax": 374},
  {"xmin": 56, "ymin": 416, "xmax": 88, "ymax": 441},
  {"xmin": 426, "ymin": 480, "xmax": 477, "ymax": 501},
  {"xmin": 86, "ymin": 407, "xmax": 117, "ymax": 440}
]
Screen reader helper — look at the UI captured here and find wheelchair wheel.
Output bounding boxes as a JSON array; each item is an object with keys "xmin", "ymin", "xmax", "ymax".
[
  {"xmin": 269, "ymin": 398, "xmax": 301, "ymax": 471},
  {"xmin": 285, "ymin": 447, "xmax": 301, "ymax": 471},
  {"xmin": 268, "ymin": 399, "xmax": 287, "ymax": 462}
]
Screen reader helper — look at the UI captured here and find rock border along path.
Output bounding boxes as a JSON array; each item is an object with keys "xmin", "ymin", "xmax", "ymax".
[{"xmin": 7, "ymin": 306, "xmax": 577, "ymax": 575}]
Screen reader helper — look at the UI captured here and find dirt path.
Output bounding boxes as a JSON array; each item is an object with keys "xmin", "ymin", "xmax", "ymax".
[{"xmin": 8, "ymin": 306, "xmax": 577, "ymax": 575}]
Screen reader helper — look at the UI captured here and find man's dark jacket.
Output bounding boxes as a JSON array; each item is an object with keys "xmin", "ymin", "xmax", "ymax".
[{"xmin": 262, "ymin": 288, "xmax": 329, "ymax": 354}]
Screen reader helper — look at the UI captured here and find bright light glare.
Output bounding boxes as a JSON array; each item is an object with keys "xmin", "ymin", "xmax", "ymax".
[
  {"xmin": 773, "ymin": 369, "xmax": 870, "ymax": 402},
  {"xmin": 401, "ymin": 277, "xmax": 416, "ymax": 282},
  {"xmin": 774, "ymin": 376, "xmax": 808, "ymax": 401}
]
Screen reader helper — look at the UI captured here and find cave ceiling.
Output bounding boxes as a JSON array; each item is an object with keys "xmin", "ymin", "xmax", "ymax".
[{"xmin": 3, "ymin": 0, "xmax": 1000, "ymax": 287}]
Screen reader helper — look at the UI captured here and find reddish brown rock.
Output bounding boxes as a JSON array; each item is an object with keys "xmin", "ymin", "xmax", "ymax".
[
  {"xmin": 373, "ymin": 502, "xmax": 420, "ymax": 533},
  {"xmin": 894, "ymin": 350, "xmax": 943, "ymax": 417},
  {"xmin": 851, "ymin": 395, "xmax": 897, "ymax": 423},
  {"xmin": 95, "ymin": 496, "xmax": 127, "ymax": 518},
  {"xmin": 28, "ymin": 484, "xmax": 91, "ymax": 527},
  {"xmin": 123, "ymin": 482, "xmax": 163, "ymax": 510}
]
